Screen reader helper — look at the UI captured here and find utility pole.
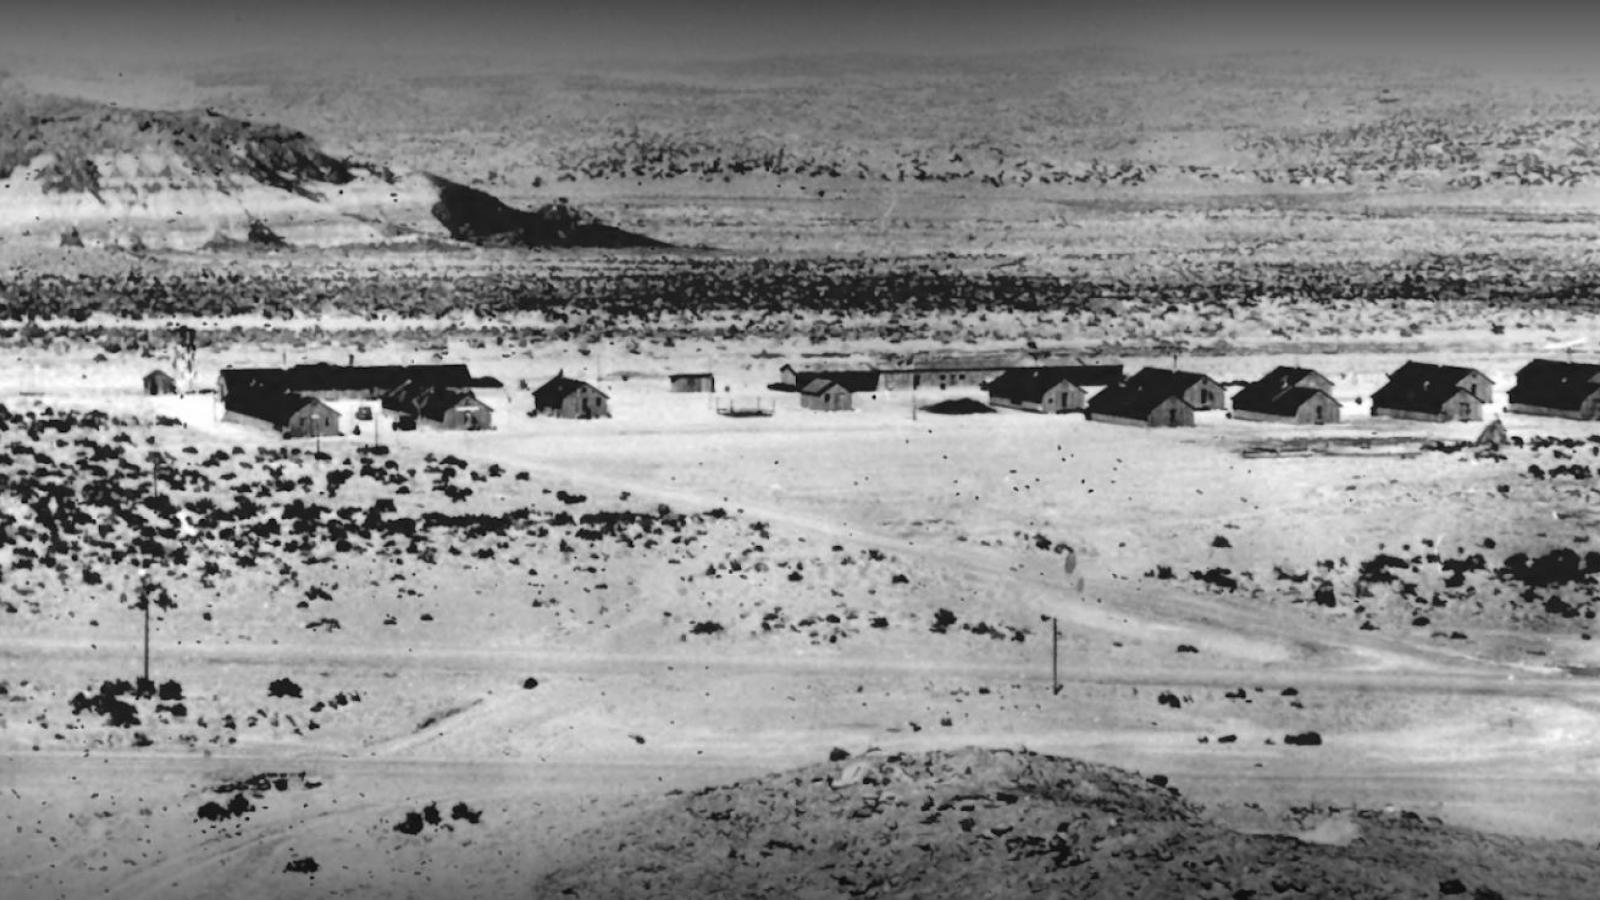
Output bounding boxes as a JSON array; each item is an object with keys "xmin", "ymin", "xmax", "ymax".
[
  {"xmin": 142, "ymin": 576, "xmax": 151, "ymax": 686},
  {"xmin": 1054, "ymin": 544, "xmax": 1077, "ymax": 697},
  {"xmin": 1051, "ymin": 617, "xmax": 1061, "ymax": 695}
]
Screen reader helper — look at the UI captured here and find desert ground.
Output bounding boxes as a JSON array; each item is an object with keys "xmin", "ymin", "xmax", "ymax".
[{"xmin": 6, "ymin": 42, "xmax": 1600, "ymax": 900}]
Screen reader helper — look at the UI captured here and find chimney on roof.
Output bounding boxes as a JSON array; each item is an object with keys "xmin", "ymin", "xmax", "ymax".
[{"xmin": 348, "ymin": 353, "xmax": 355, "ymax": 367}]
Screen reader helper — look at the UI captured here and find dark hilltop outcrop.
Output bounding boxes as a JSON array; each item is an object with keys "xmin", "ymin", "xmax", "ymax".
[{"xmin": 423, "ymin": 174, "xmax": 668, "ymax": 249}]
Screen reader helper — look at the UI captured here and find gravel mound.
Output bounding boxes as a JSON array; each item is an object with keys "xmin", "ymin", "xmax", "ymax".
[
  {"xmin": 919, "ymin": 398, "xmax": 997, "ymax": 415},
  {"xmin": 536, "ymin": 747, "xmax": 1594, "ymax": 899}
]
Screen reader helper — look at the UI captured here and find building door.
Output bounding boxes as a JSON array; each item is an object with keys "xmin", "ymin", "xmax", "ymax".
[
  {"xmin": 1314, "ymin": 404, "xmax": 1324, "ymax": 424},
  {"xmin": 1168, "ymin": 407, "xmax": 1178, "ymax": 426}
]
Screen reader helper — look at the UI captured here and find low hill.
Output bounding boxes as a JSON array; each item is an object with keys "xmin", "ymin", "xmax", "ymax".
[
  {"xmin": 535, "ymin": 747, "xmax": 1595, "ymax": 899},
  {"xmin": 0, "ymin": 94, "xmax": 373, "ymax": 199},
  {"xmin": 425, "ymin": 175, "xmax": 667, "ymax": 249}
]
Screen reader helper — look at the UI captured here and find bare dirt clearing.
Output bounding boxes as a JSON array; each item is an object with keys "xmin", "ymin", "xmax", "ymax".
[{"xmin": 5, "ymin": 329, "xmax": 1600, "ymax": 899}]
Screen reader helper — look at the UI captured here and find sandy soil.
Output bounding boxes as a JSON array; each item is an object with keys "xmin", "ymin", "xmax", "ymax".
[{"xmin": 4, "ymin": 331, "xmax": 1600, "ymax": 899}]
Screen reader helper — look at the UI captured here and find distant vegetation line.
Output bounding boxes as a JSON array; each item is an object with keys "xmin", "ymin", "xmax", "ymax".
[
  {"xmin": 543, "ymin": 119, "xmax": 1600, "ymax": 189},
  {"xmin": 2, "ymin": 255, "xmax": 1599, "ymax": 326}
]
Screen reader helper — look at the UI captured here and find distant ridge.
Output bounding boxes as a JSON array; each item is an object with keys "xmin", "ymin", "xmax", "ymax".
[
  {"xmin": 0, "ymin": 92, "xmax": 668, "ymax": 251},
  {"xmin": 0, "ymin": 94, "xmax": 380, "ymax": 200}
]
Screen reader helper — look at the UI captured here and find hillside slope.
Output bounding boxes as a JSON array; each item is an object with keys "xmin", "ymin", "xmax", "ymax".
[
  {"xmin": 0, "ymin": 93, "xmax": 664, "ymax": 251},
  {"xmin": 536, "ymin": 747, "xmax": 1596, "ymax": 899}
]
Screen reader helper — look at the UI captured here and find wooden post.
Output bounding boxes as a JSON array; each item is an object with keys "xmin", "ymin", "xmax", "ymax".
[
  {"xmin": 1051, "ymin": 616, "xmax": 1061, "ymax": 695},
  {"xmin": 142, "ymin": 583, "xmax": 150, "ymax": 685}
]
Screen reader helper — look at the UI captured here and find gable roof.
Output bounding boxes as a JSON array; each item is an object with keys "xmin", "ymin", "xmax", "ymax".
[
  {"xmin": 1088, "ymin": 383, "xmax": 1193, "ymax": 420},
  {"xmin": 800, "ymin": 378, "xmax": 847, "ymax": 396},
  {"xmin": 986, "ymin": 366, "xmax": 1121, "ymax": 403},
  {"xmin": 225, "ymin": 389, "xmax": 332, "ymax": 428},
  {"xmin": 418, "ymin": 388, "xmax": 488, "ymax": 421},
  {"xmin": 1374, "ymin": 361, "xmax": 1493, "ymax": 411},
  {"xmin": 534, "ymin": 373, "xmax": 607, "ymax": 404},
  {"xmin": 1386, "ymin": 361, "xmax": 1490, "ymax": 399},
  {"xmin": 1237, "ymin": 386, "xmax": 1339, "ymax": 417},
  {"xmin": 1509, "ymin": 358, "xmax": 1600, "ymax": 410},
  {"xmin": 1258, "ymin": 366, "xmax": 1324, "ymax": 387},
  {"xmin": 794, "ymin": 370, "xmax": 879, "ymax": 393},
  {"xmin": 221, "ymin": 363, "xmax": 490, "ymax": 395},
  {"xmin": 219, "ymin": 368, "xmax": 283, "ymax": 394},
  {"xmin": 1232, "ymin": 368, "xmax": 1339, "ymax": 415},
  {"xmin": 1516, "ymin": 358, "xmax": 1600, "ymax": 380},
  {"xmin": 1126, "ymin": 367, "xmax": 1218, "ymax": 395},
  {"xmin": 1371, "ymin": 374, "xmax": 1477, "ymax": 413}
]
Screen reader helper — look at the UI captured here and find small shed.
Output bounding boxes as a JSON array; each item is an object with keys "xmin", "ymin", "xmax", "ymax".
[
  {"xmin": 281, "ymin": 398, "xmax": 342, "ymax": 438},
  {"xmin": 419, "ymin": 388, "xmax": 494, "ymax": 430},
  {"xmin": 669, "ymin": 372, "xmax": 716, "ymax": 393},
  {"xmin": 143, "ymin": 369, "xmax": 178, "ymax": 396},
  {"xmin": 532, "ymin": 373, "xmax": 610, "ymax": 419},
  {"xmin": 1086, "ymin": 384, "xmax": 1194, "ymax": 427},
  {"xmin": 800, "ymin": 379, "xmax": 853, "ymax": 411}
]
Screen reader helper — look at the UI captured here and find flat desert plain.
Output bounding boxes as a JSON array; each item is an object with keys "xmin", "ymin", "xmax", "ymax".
[{"xmin": 5, "ymin": 45, "xmax": 1600, "ymax": 900}]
